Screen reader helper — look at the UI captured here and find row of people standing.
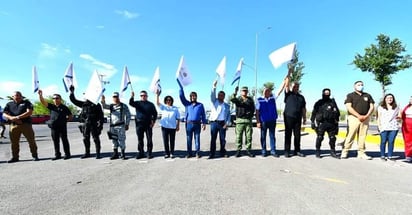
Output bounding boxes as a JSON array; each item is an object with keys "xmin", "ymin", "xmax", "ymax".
[{"xmin": 2, "ymin": 81, "xmax": 412, "ymax": 163}]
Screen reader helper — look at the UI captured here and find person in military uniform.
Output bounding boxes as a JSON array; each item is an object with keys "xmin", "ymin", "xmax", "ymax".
[
  {"xmin": 101, "ymin": 92, "xmax": 131, "ymax": 160},
  {"xmin": 230, "ymin": 86, "xmax": 255, "ymax": 157},
  {"xmin": 310, "ymin": 88, "xmax": 340, "ymax": 158},
  {"xmin": 69, "ymin": 85, "xmax": 104, "ymax": 159}
]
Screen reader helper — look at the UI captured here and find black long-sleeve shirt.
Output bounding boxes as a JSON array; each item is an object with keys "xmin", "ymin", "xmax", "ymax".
[{"xmin": 129, "ymin": 98, "xmax": 157, "ymax": 124}]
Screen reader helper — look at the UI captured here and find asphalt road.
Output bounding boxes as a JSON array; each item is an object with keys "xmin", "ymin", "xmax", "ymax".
[{"xmin": 0, "ymin": 122, "xmax": 411, "ymax": 215}]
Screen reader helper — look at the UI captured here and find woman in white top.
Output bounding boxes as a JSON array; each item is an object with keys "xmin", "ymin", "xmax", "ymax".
[
  {"xmin": 156, "ymin": 91, "xmax": 180, "ymax": 158},
  {"xmin": 377, "ymin": 94, "xmax": 399, "ymax": 161}
]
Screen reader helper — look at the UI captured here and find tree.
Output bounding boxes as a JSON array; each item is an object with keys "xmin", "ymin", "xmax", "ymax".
[
  {"xmin": 289, "ymin": 51, "xmax": 305, "ymax": 85},
  {"xmin": 258, "ymin": 82, "xmax": 275, "ymax": 95},
  {"xmin": 353, "ymin": 34, "xmax": 412, "ymax": 99}
]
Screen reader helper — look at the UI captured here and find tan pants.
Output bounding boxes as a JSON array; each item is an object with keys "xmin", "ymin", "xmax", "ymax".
[
  {"xmin": 342, "ymin": 115, "xmax": 369, "ymax": 155},
  {"xmin": 9, "ymin": 123, "xmax": 38, "ymax": 158}
]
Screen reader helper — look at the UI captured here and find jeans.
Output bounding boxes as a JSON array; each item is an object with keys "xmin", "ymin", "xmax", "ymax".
[
  {"xmin": 210, "ymin": 121, "xmax": 226, "ymax": 156},
  {"xmin": 186, "ymin": 123, "xmax": 201, "ymax": 155},
  {"xmin": 260, "ymin": 120, "xmax": 276, "ymax": 154},
  {"xmin": 380, "ymin": 130, "xmax": 398, "ymax": 157}
]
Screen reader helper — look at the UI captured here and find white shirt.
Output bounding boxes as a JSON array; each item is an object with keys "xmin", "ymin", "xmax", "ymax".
[{"xmin": 377, "ymin": 106, "xmax": 399, "ymax": 131}]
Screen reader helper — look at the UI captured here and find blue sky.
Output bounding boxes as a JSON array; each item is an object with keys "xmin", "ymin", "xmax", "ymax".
[{"xmin": 1, "ymin": 0, "xmax": 411, "ymax": 112}]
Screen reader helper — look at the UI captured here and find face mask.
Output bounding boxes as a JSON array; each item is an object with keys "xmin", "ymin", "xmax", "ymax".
[
  {"xmin": 322, "ymin": 95, "xmax": 330, "ymax": 100},
  {"xmin": 355, "ymin": 85, "xmax": 364, "ymax": 92}
]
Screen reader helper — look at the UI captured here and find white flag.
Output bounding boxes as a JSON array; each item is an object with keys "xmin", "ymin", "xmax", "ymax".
[
  {"xmin": 216, "ymin": 56, "xmax": 226, "ymax": 86},
  {"xmin": 231, "ymin": 58, "xmax": 244, "ymax": 86},
  {"xmin": 149, "ymin": 66, "xmax": 162, "ymax": 95},
  {"xmin": 62, "ymin": 62, "xmax": 77, "ymax": 92},
  {"xmin": 176, "ymin": 56, "xmax": 192, "ymax": 87},
  {"xmin": 120, "ymin": 66, "xmax": 131, "ymax": 94},
  {"xmin": 32, "ymin": 66, "xmax": 39, "ymax": 93},
  {"xmin": 84, "ymin": 70, "xmax": 105, "ymax": 104},
  {"xmin": 268, "ymin": 42, "xmax": 296, "ymax": 69}
]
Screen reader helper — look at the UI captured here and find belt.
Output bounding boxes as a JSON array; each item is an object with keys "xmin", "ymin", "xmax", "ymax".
[
  {"xmin": 186, "ymin": 120, "xmax": 201, "ymax": 124},
  {"xmin": 210, "ymin": 120, "xmax": 225, "ymax": 123},
  {"xmin": 110, "ymin": 122, "xmax": 125, "ymax": 127}
]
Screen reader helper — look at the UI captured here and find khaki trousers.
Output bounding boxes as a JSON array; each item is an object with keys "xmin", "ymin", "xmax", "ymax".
[
  {"xmin": 9, "ymin": 123, "xmax": 38, "ymax": 158},
  {"xmin": 342, "ymin": 115, "xmax": 369, "ymax": 155}
]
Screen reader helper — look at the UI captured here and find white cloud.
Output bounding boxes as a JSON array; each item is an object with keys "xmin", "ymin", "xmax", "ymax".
[
  {"xmin": 40, "ymin": 84, "xmax": 60, "ymax": 97},
  {"xmin": 0, "ymin": 81, "xmax": 25, "ymax": 100},
  {"xmin": 115, "ymin": 10, "xmax": 139, "ymax": 19},
  {"xmin": 79, "ymin": 54, "xmax": 117, "ymax": 78},
  {"xmin": 130, "ymin": 74, "xmax": 149, "ymax": 85},
  {"xmin": 96, "ymin": 25, "xmax": 105, "ymax": 29},
  {"xmin": 0, "ymin": 11, "xmax": 9, "ymax": 16},
  {"xmin": 39, "ymin": 43, "xmax": 58, "ymax": 58}
]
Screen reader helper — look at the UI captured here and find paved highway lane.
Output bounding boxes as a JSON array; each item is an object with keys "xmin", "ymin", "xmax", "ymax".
[{"xmin": 0, "ymin": 122, "xmax": 411, "ymax": 214}]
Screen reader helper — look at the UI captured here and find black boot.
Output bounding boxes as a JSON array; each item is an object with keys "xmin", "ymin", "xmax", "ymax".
[
  {"xmin": 315, "ymin": 150, "xmax": 321, "ymax": 158},
  {"xmin": 81, "ymin": 150, "xmax": 90, "ymax": 159},
  {"xmin": 96, "ymin": 149, "xmax": 101, "ymax": 159},
  {"xmin": 330, "ymin": 149, "xmax": 339, "ymax": 159},
  {"xmin": 121, "ymin": 149, "xmax": 127, "ymax": 160},
  {"xmin": 110, "ymin": 149, "xmax": 119, "ymax": 160}
]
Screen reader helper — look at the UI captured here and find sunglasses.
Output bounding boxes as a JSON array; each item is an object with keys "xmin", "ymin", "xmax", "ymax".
[
  {"xmin": 52, "ymin": 97, "xmax": 60, "ymax": 100},
  {"xmin": 140, "ymin": 94, "xmax": 147, "ymax": 97}
]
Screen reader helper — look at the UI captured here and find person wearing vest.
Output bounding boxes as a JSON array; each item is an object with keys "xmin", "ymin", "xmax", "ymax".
[
  {"xmin": 230, "ymin": 86, "xmax": 255, "ymax": 158},
  {"xmin": 39, "ymin": 90, "xmax": 73, "ymax": 160},
  {"xmin": 69, "ymin": 85, "xmax": 104, "ymax": 159},
  {"xmin": 310, "ymin": 88, "xmax": 340, "ymax": 159},
  {"xmin": 3, "ymin": 91, "xmax": 39, "ymax": 163},
  {"xmin": 256, "ymin": 87, "xmax": 280, "ymax": 157},
  {"xmin": 101, "ymin": 92, "xmax": 131, "ymax": 160}
]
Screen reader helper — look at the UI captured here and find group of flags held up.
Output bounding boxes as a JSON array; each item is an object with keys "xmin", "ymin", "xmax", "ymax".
[{"xmin": 32, "ymin": 42, "xmax": 297, "ymax": 102}]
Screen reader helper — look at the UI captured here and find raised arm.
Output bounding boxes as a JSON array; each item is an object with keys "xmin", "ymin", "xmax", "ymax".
[
  {"xmin": 100, "ymin": 95, "xmax": 110, "ymax": 109},
  {"xmin": 284, "ymin": 67, "xmax": 293, "ymax": 93},
  {"xmin": 38, "ymin": 90, "xmax": 49, "ymax": 107}
]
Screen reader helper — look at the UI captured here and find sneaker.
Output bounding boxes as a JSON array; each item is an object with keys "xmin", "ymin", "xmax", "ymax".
[
  {"xmin": 315, "ymin": 151, "xmax": 321, "ymax": 158},
  {"xmin": 295, "ymin": 152, "xmax": 305, "ymax": 157},
  {"xmin": 340, "ymin": 152, "xmax": 348, "ymax": 159},
  {"xmin": 32, "ymin": 156, "xmax": 40, "ymax": 161},
  {"xmin": 63, "ymin": 155, "xmax": 71, "ymax": 160},
  {"xmin": 388, "ymin": 156, "xmax": 396, "ymax": 161},
  {"xmin": 170, "ymin": 154, "xmax": 175, "ymax": 159},
  {"xmin": 358, "ymin": 153, "xmax": 372, "ymax": 160},
  {"xmin": 164, "ymin": 154, "xmax": 170, "ymax": 159},
  {"xmin": 196, "ymin": 153, "xmax": 201, "ymax": 158},
  {"xmin": 284, "ymin": 152, "xmax": 290, "ymax": 158},
  {"xmin": 380, "ymin": 156, "xmax": 387, "ymax": 161},
  {"xmin": 235, "ymin": 150, "xmax": 241, "ymax": 158},
  {"xmin": 271, "ymin": 153, "xmax": 280, "ymax": 158}
]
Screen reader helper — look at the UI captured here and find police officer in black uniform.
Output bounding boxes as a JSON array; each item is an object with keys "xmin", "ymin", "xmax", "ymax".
[
  {"xmin": 69, "ymin": 85, "xmax": 104, "ymax": 159},
  {"xmin": 311, "ymin": 88, "xmax": 340, "ymax": 159}
]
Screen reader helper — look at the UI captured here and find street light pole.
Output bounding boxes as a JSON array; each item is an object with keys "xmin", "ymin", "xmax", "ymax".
[{"xmin": 254, "ymin": 27, "xmax": 271, "ymax": 99}]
